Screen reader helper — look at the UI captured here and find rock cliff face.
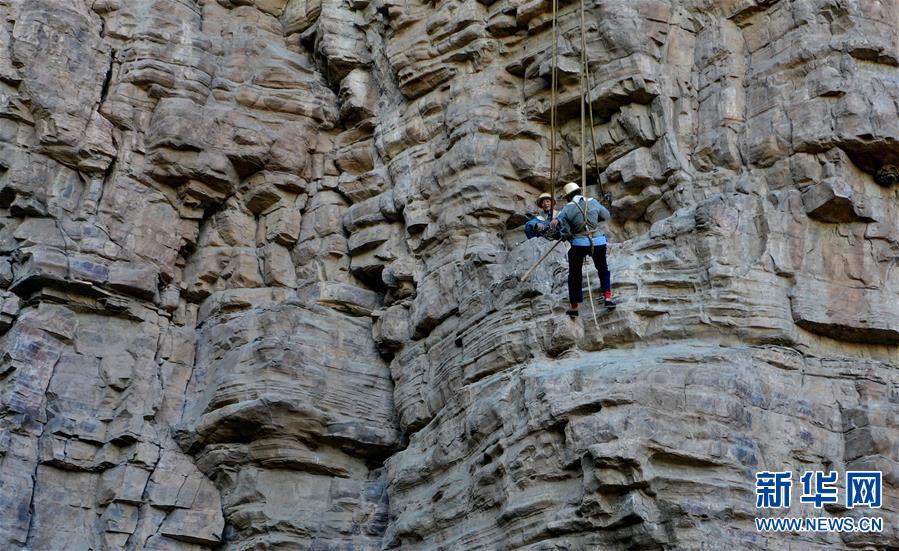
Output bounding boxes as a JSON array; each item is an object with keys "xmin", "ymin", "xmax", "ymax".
[{"xmin": 0, "ymin": 0, "xmax": 897, "ymax": 549}]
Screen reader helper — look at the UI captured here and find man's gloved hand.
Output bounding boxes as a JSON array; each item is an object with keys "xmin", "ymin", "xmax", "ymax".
[
  {"xmin": 550, "ymin": 218, "xmax": 560, "ymax": 229},
  {"xmin": 536, "ymin": 223, "xmax": 545, "ymax": 232}
]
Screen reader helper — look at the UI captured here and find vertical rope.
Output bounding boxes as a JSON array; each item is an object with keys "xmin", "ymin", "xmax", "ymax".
[
  {"xmin": 585, "ymin": 258, "xmax": 599, "ymax": 329},
  {"xmin": 581, "ymin": 0, "xmax": 599, "ymax": 330},
  {"xmin": 549, "ymin": 0, "xmax": 558, "ymax": 204},
  {"xmin": 586, "ymin": 66, "xmax": 606, "ymax": 197},
  {"xmin": 579, "ymin": 0, "xmax": 587, "ymax": 192}
]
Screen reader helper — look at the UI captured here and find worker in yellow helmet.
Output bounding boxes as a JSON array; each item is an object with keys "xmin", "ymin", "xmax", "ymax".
[
  {"xmin": 524, "ymin": 192, "xmax": 557, "ymax": 239},
  {"xmin": 550, "ymin": 182, "xmax": 614, "ymax": 317}
]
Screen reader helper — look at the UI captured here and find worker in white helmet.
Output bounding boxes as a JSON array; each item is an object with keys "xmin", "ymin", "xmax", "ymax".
[{"xmin": 550, "ymin": 182, "xmax": 614, "ymax": 317}]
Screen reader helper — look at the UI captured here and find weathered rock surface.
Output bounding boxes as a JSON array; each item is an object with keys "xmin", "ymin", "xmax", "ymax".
[{"xmin": 0, "ymin": 0, "xmax": 896, "ymax": 549}]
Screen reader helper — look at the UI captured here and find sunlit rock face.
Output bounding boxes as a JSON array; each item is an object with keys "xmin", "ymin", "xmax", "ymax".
[{"xmin": 0, "ymin": 0, "xmax": 896, "ymax": 549}]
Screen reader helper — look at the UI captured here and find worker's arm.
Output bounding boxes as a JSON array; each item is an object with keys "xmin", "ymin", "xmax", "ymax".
[
  {"xmin": 554, "ymin": 207, "xmax": 573, "ymax": 240},
  {"xmin": 524, "ymin": 217, "xmax": 544, "ymax": 239}
]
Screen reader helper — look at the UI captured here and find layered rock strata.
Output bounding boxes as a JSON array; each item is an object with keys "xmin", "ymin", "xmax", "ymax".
[{"xmin": 0, "ymin": 0, "xmax": 896, "ymax": 549}]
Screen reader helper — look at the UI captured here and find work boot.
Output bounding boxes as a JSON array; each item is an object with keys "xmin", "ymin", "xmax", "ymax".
[
  {"xmin": 604, "ymin": 298, "xmax": 616, "ymax": 309},
  {"xmin": 566, "ymin": 309, "xmax": 579, "ymax": 318}
]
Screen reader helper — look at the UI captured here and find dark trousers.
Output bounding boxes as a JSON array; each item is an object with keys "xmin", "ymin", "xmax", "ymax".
[{"xmin": 567, "ymin": 244, "xmax": 611, "ymax": 304}]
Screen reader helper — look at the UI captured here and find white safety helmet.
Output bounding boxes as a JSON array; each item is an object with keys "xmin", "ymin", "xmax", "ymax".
[{"xmin": 562, "ymin": 182, "xmax": 581, "ymax": 198}]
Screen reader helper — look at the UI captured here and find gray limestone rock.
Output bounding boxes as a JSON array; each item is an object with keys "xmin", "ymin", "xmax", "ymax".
[{"xmin": 0, "ymin": 0, "xmax": 896, "ymax": 549}]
